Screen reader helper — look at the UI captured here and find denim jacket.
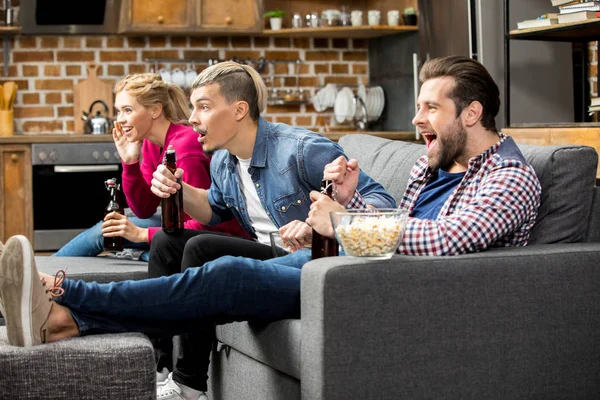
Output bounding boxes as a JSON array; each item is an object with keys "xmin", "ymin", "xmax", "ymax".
[{"xmin": 207, "ymin": 117, "xmax": 396, "ymax": 238}]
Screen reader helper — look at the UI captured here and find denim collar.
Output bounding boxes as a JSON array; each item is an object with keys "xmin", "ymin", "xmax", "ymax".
[{"xmin": 224, "ymin": 116, "xmax": 269, "ymax": 171}]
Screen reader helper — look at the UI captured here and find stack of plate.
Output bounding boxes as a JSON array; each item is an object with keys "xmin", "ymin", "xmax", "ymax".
[
  {"xmin": 333, "ymin": 87, "xmax": 355, "ymax": 123},
  {"xmin": 365, "ymin": 86, "xmax": 385, "ymax": 122},
  {"xmin": 312, "ymin": 84, "xmax": 338, "ymax": 112}
]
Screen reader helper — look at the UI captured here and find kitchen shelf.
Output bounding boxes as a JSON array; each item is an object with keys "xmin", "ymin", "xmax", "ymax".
[
  {"xmin": 508, "ymin": 19, "xmax": 600, "ymax": 42},
  {"xmin": 266, "ymin": 99, "xmax": 310, "ymax": 106},
  {"xmin": 262, "ymin": 25, "xmax": 417, "ymax": 39}
]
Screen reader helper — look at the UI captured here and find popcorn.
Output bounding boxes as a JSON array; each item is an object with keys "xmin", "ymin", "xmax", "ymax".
[{"xmin": 335, "ymin": 215, "xmax": 404, "ymax": 258}]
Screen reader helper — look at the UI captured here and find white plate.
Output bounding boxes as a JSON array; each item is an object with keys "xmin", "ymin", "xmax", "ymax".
[{"xmin": 334, "ymin": 87, "xmax": 354, "ymax": 123}]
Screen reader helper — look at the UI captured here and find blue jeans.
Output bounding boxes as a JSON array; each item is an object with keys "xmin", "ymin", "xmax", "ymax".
[
  {"xmin": 57, "ymin": 250, "xmax": 313, "ymax": 337},
  {"xmin": 53, "ymin": 214, "xmax": 161, "ymax": 262}
]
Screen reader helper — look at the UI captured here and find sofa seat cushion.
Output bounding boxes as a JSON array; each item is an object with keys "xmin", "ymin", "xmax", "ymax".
[
  {"xmin": 35, "ymin": 256, "xmax": 148, "ymax": 283},
  {"xmin": 216, "ymin": 319, "xmax": 301, "ymax": 379},
  {"xmin": 0, "ymin": 329, "xmax": 155, "ymax": 399}
]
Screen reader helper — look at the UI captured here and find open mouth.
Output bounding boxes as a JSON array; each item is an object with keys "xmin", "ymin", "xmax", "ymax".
[
  {"xmin": 421, "ymin": 131, "xmax": 437, "ymax": 150},
  {"xmin": 121, "ymin": 126, "xmax": 134, "ymax": 136}
]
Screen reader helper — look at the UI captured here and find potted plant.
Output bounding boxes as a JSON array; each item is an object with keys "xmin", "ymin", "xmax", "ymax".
[
  {"xmin": 402, "ymin": 7, "xmax": 417, "ymax": 26},
  {"xmin": 264, "ymin": 9, "xmax": 286, "ymax": 30}
]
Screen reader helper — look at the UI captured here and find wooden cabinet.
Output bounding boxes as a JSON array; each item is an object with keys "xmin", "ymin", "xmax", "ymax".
[
  {"xmin": 197, "ymin": 0, "xmax": 262, "ymax": 32},
  {"xmin": 119, "ymin": 0, "xmax": 262, "ymax": 34},
  {"xmin": 120, "ymin": 0, "xmax": 195, "ymax": 33},
  {"xmin": 0, "ymin": 144, "xmax": 33, "ymax": 244}
]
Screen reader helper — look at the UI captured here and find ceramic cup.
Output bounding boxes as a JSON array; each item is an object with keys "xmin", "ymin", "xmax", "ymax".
[
  {"xmin": 158, "ymin": 68, "xmax": 171, "ymax": 83},
  {"xmin": 387, "ymin": 10, "xmax": 400, "ymax": 26},
  {"xmin": 367, "ymin": 10, "xmax": 381, "ymax": 26},
  {"xmin": 351, "ymin": 10, "xmax": 363, "ymax": 26},
  {"xmin": 171, "ymin": 68, "xmax": 186, "ymax": 87},
  {"xmin": 185, "ymin": 67, "xmax": 197, "ymax": 88}
]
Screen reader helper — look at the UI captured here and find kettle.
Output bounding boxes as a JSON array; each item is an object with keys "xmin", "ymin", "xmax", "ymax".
[{"xmin": 81, "ymin": 100, "xmax": 110, "ymax": 135}]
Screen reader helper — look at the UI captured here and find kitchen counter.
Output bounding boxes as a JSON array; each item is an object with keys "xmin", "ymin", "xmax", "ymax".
[{"xmin": 0, "ymin": 131, "xmax": 422, "ymax": 144}]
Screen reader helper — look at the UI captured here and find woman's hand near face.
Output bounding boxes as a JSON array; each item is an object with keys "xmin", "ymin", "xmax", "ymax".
[
  {"xmin": 113, "ymin": 121, "xmax": 143, "ymax": 164},
  {"xmin": 101, "ymin": 212, "xmax": 149, "ymax": 243}
]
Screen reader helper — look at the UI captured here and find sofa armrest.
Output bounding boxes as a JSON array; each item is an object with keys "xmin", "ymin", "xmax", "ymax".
[{"xmin": 300, "ymin": 244, "xmax": 600, "ymax": 400}]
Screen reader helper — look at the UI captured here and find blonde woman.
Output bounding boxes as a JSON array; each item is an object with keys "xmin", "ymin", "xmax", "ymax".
[{"xmin": 54, "ymin": 73, "xmax": 247, "ymax": 261}]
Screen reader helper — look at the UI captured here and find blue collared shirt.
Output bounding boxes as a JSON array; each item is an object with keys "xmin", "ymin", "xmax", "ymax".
[{"xmin": 207, "ymin": 117, "xmax": 396, "ymax": 238}]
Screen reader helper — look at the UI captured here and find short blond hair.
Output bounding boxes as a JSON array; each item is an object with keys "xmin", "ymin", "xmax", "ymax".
[
  {"xmin": 115, "ymin": 73, "xmax": 190, "ymax": 124},
  {"xmin": 191, "ymin": 61, "xmax": 267, "ymax": 121}
]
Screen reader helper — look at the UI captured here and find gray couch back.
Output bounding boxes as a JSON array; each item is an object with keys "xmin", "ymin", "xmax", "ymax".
[{"xmin": 339, "ymin": 134, "xmax": 599, "ymax": 244}]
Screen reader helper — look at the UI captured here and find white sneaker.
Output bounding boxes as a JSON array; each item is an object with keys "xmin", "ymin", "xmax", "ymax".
[
  {"xmin": 157, "ymin": 367, "xmax": 170, "ymax": 386},
  {"xmin": 157, "ymin": 373, "xmax": 208, "ymax": 400}
]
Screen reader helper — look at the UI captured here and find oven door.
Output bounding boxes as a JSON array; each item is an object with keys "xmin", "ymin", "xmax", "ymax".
[{"xmin": 32, "ymin": 164, "xmax": 125, "ymax": 251}]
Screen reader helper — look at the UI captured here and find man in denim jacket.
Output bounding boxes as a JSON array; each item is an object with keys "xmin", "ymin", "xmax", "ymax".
[{"xmin": 141, "ymin": 61, "xmax": 395, "ymax": 399}]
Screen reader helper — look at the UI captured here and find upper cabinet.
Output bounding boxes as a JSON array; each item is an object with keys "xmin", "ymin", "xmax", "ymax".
[
  {"xmin": 197, "ymin": 0, "xmax": 263, "ymax": 32},
  {"xmin": 119, "ymin": 0, "xmax": 262, "ymax": 34}
]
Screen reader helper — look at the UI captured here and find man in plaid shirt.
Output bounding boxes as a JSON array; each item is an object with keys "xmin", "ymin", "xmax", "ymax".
[{"xmin": 309, "ymin": 55, "xmax": 541, "ymax": 256}]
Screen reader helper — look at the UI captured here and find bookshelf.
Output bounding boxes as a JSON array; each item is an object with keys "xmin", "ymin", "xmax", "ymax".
[{"xmin": 503, "ymin": 1, "xmax": 598, "ymax": 126}]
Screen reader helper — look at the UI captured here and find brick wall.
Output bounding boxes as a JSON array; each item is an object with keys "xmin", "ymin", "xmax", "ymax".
[
  {"xmin": 590, "ymin": 41, "xmax": 598, "ymax": 97},
  {"xmin": 4, "ymin": 35, "xmax": 369, "ymax": 134}
]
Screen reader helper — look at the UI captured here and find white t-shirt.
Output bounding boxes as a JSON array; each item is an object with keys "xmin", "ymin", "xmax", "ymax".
[{"xmin": 236, "ymin": 157, "xmax": 282, "ymax": 248}]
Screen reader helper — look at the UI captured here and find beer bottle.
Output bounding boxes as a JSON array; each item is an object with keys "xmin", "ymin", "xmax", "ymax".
[
  {"xmin": 103, "ymin": 177, "xmax": 124, "ymax": 252},
  {"xmin": 161, "ymin": 144, "xmax": 184, "ymax": 235},
  {"xmin": 311, "ymin": 179, "xmax": 339, "ymax": 259}
]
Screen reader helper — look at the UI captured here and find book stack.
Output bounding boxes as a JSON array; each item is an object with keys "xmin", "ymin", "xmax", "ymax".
[
  {"xmin": 589, "ymin": 97, "xmax": 600, "ymax": 114},
  {"xmin": 555, "ymin": 1, "xmax": 599, "ymax": 23},
  {"xmin": 517, "ymin": 13, "xmax": 559, "ymax": 29}
]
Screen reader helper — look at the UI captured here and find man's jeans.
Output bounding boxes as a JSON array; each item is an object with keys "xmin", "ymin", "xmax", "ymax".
[
  {"xmin": 53, "ymin": 214, "xmax": 161, "ymax": 262},
  {"xmin": 57, "ymin": 250, "xmax": 312, "ymax": 336}
]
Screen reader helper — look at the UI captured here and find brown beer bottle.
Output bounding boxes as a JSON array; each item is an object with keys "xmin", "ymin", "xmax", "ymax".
[
  {"xmin": 311, "ymin": 179, "xmax": 339, "ymax": 259},
  {"xmin": 103, "ymin": 178, "xmax": 124, "ymax": 252},
  {"xmin": 161, "ymin": 144, "xmax": 184, "ymax": 235}
]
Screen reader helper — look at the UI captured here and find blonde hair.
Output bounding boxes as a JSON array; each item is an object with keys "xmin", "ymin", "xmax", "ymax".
[
  {"xmin": 115, "ymin": 73, "xmax": 190, "ymax": 125},
  {"xmin": 191, "ymin": 61, "xmax": 267, "ymax": 121}
]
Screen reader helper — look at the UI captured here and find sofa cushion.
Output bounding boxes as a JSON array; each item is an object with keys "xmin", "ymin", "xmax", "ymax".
[
  {"xmin": 216, "ymin": 319, "xmax": 301, "ymax": 379},
  {"xmin": 339, "ymin": 134, "xmax": 598, "ymax": 244},
  {"xmin": 35, "ymin": 256, "xmax": 148, "ymax": 283},
  {"xmin": 518, "ymin": 145, "xmax": 597, "ymax": 244},
  {"xmin": 0, "ymin": 329, "xmax": 155, "ymax": 399}
]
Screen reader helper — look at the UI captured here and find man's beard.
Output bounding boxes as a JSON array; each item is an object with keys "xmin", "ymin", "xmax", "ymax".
[{"xmin": 428, "ymin": 118, "xmax": 467, "ymax": 171}]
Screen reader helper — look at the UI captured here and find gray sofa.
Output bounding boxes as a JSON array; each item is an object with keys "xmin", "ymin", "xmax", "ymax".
[{"xmin": 1, "ymin": 133, "xmax": 599, "ymax": 400}]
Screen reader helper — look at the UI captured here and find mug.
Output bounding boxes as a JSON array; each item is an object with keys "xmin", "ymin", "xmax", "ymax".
[
  {"xmin": 185, "ymin": 67, "xmax": 197, "ymax": 88},
  {"xmin": 171, "ymin": 68, "xmax": 186, "ymax": 87},
  {"xmin": 367, "ymin": 10, "xmax": 381, "ymax": 26},
  {"xmin": 387, "ymin": 10, "xmax": 400, "ymax": 26},
  {"xmin": 158, "ymin": 68, "xmax": 171, "ymax": 83},
  {"xmin": 350, "ymin": 10, "xmax": 363, "ymax": 26}
]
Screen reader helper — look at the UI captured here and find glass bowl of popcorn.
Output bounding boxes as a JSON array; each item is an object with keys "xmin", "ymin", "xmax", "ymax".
[{"xmin": 330, "ymin": 208, "xmax": 409, "ymax": 260}]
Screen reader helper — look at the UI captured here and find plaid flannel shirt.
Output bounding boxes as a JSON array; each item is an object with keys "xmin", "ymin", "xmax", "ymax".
[{"xmin": 396, "ymin": 134, "xmax": 541, "ymax": 256}]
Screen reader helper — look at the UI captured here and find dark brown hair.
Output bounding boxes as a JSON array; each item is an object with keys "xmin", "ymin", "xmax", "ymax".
[{"xmin": 419, "ymin": 56, "xmax": 500, "ymax": 131}]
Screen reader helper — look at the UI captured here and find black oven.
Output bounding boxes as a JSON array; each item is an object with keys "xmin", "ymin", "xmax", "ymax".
[{"xmin": 32, "ymin": 143, "xmax": 127, "ymax": 251}]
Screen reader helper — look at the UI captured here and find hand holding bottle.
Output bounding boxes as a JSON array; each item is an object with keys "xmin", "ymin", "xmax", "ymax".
[
  {"xmin": 322, "ymin": 156, "xmax": 360, "ymax": 206},
  {"xmin": 113, "ymin": 121, "xmax": 143, "ymax": 164},
  {"xmin": 102, "ymin": 211, "xmax": 149, "ymax": 243},
  {"xmin": 307, "ymin": 189, "xmax": 345, "ymax": 239}
]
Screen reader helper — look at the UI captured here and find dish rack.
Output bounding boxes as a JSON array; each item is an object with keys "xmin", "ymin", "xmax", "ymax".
[{"xmin": 312, "ymin": 84, "xmax": 385, "ymax": 131}]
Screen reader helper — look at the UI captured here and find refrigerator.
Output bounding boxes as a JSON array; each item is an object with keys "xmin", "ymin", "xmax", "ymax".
[{"xmin": 417, "ymin": 0, "xmax": 575, "ymax": 129}]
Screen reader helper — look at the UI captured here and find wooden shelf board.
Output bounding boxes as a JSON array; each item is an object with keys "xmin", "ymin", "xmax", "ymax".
[
  {"xmin": 0, "ymin": 26, "xmax": 19, "ymax": 33},
  {"xmin": 509, "ymin": 18, "xmax": 600, "ymax": 42},
  {"xmin": 262, "ymin": 25, "xmax": 417, "ymax": 38}
]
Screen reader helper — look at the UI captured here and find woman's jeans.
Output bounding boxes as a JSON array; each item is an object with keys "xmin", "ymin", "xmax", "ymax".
[
  {"xmin": 57, "ymin": 249, "xmax": 312, "ymax": 336},
  {"xmin": 52, "ymin": 214, "xmax": 161, "ymax": 262}
]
